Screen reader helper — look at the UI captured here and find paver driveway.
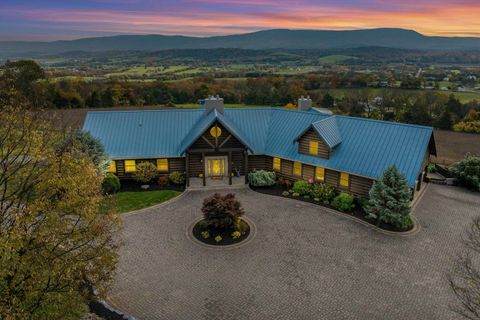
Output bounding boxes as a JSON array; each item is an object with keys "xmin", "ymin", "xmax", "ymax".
[{"xmin": 107, "ymin": 184, "xmax": 480, "ymax": 320}]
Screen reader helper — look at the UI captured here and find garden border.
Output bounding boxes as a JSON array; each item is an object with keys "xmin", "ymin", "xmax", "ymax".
[
  {"xmin": 187, "ymin": 216, "xmax": 257, "ymax": 249},
  {"xmin": 247, "ymin": 185, "xmax": 427, "ymax": 237}
]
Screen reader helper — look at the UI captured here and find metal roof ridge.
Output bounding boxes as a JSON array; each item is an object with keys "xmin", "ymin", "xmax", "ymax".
[{"xmin": 334, "ymin": 114, "xmax": 434, "ymax": 130}]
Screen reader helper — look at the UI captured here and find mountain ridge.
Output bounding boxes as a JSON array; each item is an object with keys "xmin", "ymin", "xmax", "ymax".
[{"xmin": 2, "ymin": 28, "xmax": 480, "ymax": 57}]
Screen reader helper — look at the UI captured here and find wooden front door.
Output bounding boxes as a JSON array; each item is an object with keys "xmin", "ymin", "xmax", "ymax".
[{"xmin": 206, "ymin": 158, "xmax": 226, "ymax": 178}]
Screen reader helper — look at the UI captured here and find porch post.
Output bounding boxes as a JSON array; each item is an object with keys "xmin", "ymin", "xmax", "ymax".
[
  {"xmin": 185, "ymin": 152, "xmax": 190, "ymax": 187},
  {"xmin": 202, "ymin": 152, "xmax": 206, "ymax": 186},
  {"xmin": 228, "ymin": 151, "xmax": 232, "ymax": 185},
  {"xmin": 244, "ymin": 149, "xmax": 248, "ymax": 184}
]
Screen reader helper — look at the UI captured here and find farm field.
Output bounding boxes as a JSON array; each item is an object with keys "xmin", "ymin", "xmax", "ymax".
[{"xmin": 433, "ymin": 129, "xmax": 480, "ymax": 165}]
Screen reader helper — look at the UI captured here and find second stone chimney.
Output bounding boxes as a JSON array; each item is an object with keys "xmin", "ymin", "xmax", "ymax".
[
  {"xmin": 298, "ymin": 95, "xmax": 312, "ymax": 111},
  {"xmin": 204, "ymin": 95, "xmax": 224, "ymax": 115}
]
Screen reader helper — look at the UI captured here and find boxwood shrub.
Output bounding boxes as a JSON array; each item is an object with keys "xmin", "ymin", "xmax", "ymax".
[
  {"xmin": 248, "ymin": 170, "xmax": 276, "ymax": 187},
  {"xmin": 102, "ymin": 173, "xmax": 120, "ymax": 194}
]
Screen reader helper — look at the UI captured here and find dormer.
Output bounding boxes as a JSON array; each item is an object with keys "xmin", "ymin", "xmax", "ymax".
[{"xmin": 294, "ymin": 116, "xmax": 342, "ymax": 159}]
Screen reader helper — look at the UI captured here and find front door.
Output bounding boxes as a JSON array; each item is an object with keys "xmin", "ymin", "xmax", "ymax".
[{"xmin": 206, "ymin": 157, "xmax": 226, "ymax": 178}]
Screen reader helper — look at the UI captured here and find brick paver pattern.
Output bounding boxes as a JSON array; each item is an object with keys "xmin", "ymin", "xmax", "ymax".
[{"xmin": 107, "ymin": 184, "xmax": 480, "ymax": 320}]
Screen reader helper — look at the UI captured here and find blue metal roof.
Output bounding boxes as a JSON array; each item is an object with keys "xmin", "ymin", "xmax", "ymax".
[
  {"xmin": 311, "ymin": 116, "xmax": 342, "ymax": 148},
  {"xmin": 179, "ymin": 109, "xmax": 255, "ymax": 154},
  {"xmin": 83, "ymin": 107, "xmax": 433, "ymax": 187}
]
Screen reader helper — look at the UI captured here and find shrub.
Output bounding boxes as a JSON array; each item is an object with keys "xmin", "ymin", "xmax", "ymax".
[
  {"xmin": 292, "ymin": 192, "xmax": 300, "ymax": 197},
  {"xmin": 169, "ymin": 171, "xmax": 185, "ymax": 185},
  {"xmin": 292, "ymin": 180, "xmax": 312, "ymax": 195},
  {"xmin": 310, "ymin": 183, "xmax": 336, "ymax": 204},
  {"xmin": 135, "ymin": 161, "xmax": 158, "ymax": 184},
  {"xmin": 284, "ymin": 179, "xmax": 293, "ymax": 189},
  {"xmin": 202, "ymin": 193, "xmax": 245, "ymax": 229},
  {"xmin": 332, "ymin": 192, "xmax": 355, "ymax": 212},
  {"xmin": 427, "ymin": 163, "xmax": 437, "ymax": 173},
  {"xmin": 282, "ymin": 191, "xmax": 290, "ymax": 196},
  {"xmin": 158, "ymin": 175, "xmax": 169, "ymax": 186},
  {"xmin": 214, "ymin": 235, "xmax": 222, "ymax": 242},
  {"xmin": 248, "ymin": 170, "xmax": 276, "ymax": 187},
  {"xmin": 231, "ymin": 231, "xmax": 241, "ymax": 239},
  {"xmin": 201, "ymin": 231, "xmax": 210, "ymax": 239},
  {"xmin": 453, "ymin": 121, "xmax": 480, "ymax": 134},
  {"xmin": 304, "ymin": 195, "xmax": 310, "ymax": 199},
  {"xmin": 102, "ymin": 173, "xmax": 120, "ymax": 194},
  {"xmin": 451, "ymin": 153, "xmax": 480, "ymax": 191},
  {"xmin": 313, "ymin": 197, "xmax": 320, "ymax": 202},
  {"xmin": 277, "ymin": 177, "xmax": 285, "ymax": 185},
  {"xmin": 365, "ymin": 165, "xmax": 412, "ymax": 229}
]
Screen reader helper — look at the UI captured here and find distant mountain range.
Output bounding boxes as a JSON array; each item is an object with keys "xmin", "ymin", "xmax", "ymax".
[{"xmin": 2, "ymin": 28, "xmax": 480, "ymax": 57}]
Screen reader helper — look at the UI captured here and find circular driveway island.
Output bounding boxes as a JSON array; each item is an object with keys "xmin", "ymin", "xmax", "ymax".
[{"xmin": 106, "ymin": 185, "xmax": 480, "ymax": 320}]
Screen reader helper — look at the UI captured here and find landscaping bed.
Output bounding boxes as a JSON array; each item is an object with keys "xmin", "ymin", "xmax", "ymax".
[
  {"xmin": 249, "ymin": 184, "xmax": 413, "ymax": 233},
  {"xmin": 192, "ymin": 219, "xmax": 250, "ymax": 246}
]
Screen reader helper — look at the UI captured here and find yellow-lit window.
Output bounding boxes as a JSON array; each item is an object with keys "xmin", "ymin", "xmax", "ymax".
[
  {"xmin": 309, "ymin": 141, "xmax": 319, "ymax": 156},
  {"xmin": 340, "ymin": 173, "xmax": 349, "ymax": 187},
  {"xmin": 273, "ymin": 157, "xmax": 281, "ymax": 171},
  {"xmin": 293, "ymin": 162, "xmax": 302, "ymax": 177},
  {"xmin": 107, "ymin": 161, "xmax": 116, "ymax": 173},
  {"xmin": 316, "ymin": 167, "xmax": 325, "ymax": 181},
  {"xmin": 157, "ymin": 159, "xmax": 169, "ymax": 172},
  {"xmin": 125, "ymin": 160, "xmax": 136, "ymax": 173}
]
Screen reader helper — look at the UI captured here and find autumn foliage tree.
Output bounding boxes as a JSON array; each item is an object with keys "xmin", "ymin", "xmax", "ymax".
[{"xmin": 0, "ymin": 103, "xmax": 119, "ymax": 319}]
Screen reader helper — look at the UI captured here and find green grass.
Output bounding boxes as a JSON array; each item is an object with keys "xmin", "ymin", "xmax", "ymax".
[{"xmin": 106, "ymin": 190, "xmax": 181, "ymax": 213}]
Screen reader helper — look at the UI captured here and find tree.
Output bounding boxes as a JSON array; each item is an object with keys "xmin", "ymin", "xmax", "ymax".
[
  {"xmin": 449, "ymin": 216, "xmax": 480, "ymax": 319},
  {"xmin": 135, "ymin": 161, "xmax": 158, "ymax": 184},
  {"xmin": 60, "ymin": 129, "xmax": 110, "ymax": 174},
  {"xmin": 451, "ymin": 154, "xmax": 480, "ymax": 191},
  {"xmin": 437, "ymin": 109, "xmax": 454, "ymax": 130},
  {"xmin": 0, "ymin": 60, "xmax": 46, "ymax": 108},
  {"xmin": 446, "ymin": 94, "xmax": 465, "ymax": 121},
  {"xmin": 365, "ymin": 165, "xmax": 412, "ymax": 229},
  {"xmin": 321, "ymin": 92, "xmax": 335, "ymax": 109},
  {"xmin": 0, "ymin": 105, "xmax": 119, "ymax": 319},
  {"xmin": 202, "ymin": 193, "xmax": 244, "ymax": 229}
]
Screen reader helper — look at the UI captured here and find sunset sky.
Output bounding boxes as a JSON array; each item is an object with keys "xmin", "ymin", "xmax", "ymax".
[{"xmin": 1, "ymin": 0, "xmax": 480, "ymax": 41}]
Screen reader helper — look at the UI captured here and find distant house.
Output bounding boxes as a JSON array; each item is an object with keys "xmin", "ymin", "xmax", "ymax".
[{"xmin": 83, "ymin": 96, "xmax": 436, "ymax": 198}]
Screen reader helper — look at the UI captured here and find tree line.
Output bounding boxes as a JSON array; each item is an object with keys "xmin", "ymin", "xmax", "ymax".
[{"xmin": 1, "ymin": 60, "xmax": 479, "ymax": 132}]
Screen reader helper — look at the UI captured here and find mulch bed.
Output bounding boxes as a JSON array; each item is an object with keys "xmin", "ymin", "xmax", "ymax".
[
  {"xmin": 192, "ymin": 219, "xmax": 250, "ymax": 246},
  {"xmin": 120, "ymin": 179, "xmax": 185, "ymax": 192},
  {"xmin": 249, "ymin": 184, "xmax": 412, "ymax": 233}
]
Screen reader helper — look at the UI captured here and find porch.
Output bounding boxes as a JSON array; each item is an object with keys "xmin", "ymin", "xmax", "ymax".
[{"xmin": 187, "ymin": 176, "xmax": 247, "ymax": 190}]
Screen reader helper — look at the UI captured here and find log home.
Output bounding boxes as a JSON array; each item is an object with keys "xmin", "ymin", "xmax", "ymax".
[{"xmin": 83, "ymin": 96, "xmax": 436, "ymax": 198}]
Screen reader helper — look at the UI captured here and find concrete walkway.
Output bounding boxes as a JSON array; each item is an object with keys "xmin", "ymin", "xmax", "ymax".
[{"xmin": 107, "ymin": 184, "xmax": 480, "ymax": 320}]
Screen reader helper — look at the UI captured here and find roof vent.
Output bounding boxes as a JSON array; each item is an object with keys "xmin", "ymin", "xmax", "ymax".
[
  {"xmin": 298, "ymin": 95, "xmax": 312, "ymax": 111},
  {"xmin": 204, "ymin": 95, "xmax": 224, "ymax": 115}
]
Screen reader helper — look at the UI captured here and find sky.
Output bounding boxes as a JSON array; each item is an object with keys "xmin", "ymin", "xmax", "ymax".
[{"xmin": 1, "ymin": 0, "xmax": 480, "ymax": 41}]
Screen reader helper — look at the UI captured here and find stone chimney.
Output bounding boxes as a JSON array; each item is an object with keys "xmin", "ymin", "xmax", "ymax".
[
  {"xmin": 298, "ymin": 95, "xmax": 312, "ymax": 111},
  {"xmin": 204, "ymin": 95, "xmax": 224, "ymax": 115}
]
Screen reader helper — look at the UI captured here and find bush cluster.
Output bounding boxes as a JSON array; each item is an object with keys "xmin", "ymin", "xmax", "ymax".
[
  {"xmin": 451, "ymin": 153, "xmax": 480, "ymax": 191},
  {"xmin": 290, "ymin": 179, "xmax": 337, "ymax": 205},
  {"xmin": 248, "ymin": 170, "xmax": 276, "ymax": 187},
  {"xmin": 169, "ymin": 171, "xmax": 185, "ymax": 185},
  {"xmin": 331, "ymin": 192, "xmax": 355, "ymax": 212},
  {"xmin": 102, "ymin": 173, "xmax": 120, "ymax": 194},
  {"xmin": 135, "ymin": 161, "xmax": 157, "ymax": 183},
  {"xmin": 202, "ymin": 193, "xmax": 245, "ymax": 229}
]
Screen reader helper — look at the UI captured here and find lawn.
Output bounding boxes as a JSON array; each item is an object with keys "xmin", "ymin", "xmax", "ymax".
[{"xmin": 105, "ymin": 190, "xmax": 181, "ymax": 213}]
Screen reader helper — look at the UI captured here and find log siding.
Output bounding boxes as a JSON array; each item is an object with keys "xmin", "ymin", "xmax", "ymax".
[{"xmin": 298, "ymin": 128, "xmax": 330, "ymax": 159}]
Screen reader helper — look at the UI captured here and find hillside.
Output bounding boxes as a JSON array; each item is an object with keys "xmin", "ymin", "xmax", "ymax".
[{"xmin": 2, "ymin": 28, "xmax": 480, "ymax": 58}]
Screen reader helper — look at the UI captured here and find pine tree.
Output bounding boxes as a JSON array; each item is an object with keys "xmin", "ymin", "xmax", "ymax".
[{"xmin": 365, "ymin": 165, "xmax": 412, "ymax": 229}]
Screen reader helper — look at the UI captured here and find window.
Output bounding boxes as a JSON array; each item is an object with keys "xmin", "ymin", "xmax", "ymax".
[
  {"xmin": 107, "ymin": 161, "xmax": 116, "ymax": 173},
  {"xmin": 273, "ymin": 157, "xmax": 281, "ymax": 171},
  {"xmin": 210, "ymin": 126, "xmax": 222, "ymax": 138},
  {"xmin": 309, "ymin": 141, "xmax": 319, "ymax": 156},
  {"xmin": 157, "ymin": 159, "xmax": 169, "ymax": 172},
  {"xmin": 340, "ymin": 173, "xmax": 349, "ymax": 187},
  {"xmin": 125, "ymin": 160, "xmax": 136, "ymax": 173},
  {"xmin": 293, "ymin": 162, "xmax": 302, "ymax": 177},
  {"xmin": 315, "ymin": 167, "xmax": 325, "ymax": 181}
]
